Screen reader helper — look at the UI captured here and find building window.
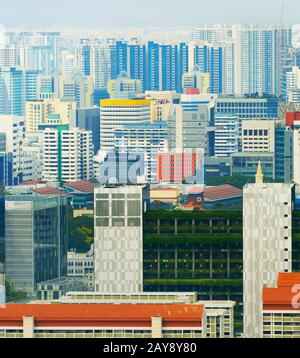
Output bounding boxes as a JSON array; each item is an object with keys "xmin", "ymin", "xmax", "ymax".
[
  {"xmin": 96, "ymin": 200, "xmax": 109, "ymax": 216},
  {"xmin": 128, "ymin": 201, "xmax": 141, "ymax": 216}
]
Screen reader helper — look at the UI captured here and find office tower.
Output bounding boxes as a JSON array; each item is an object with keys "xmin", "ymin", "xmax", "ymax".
[
  {"xmin": 0, "ymin": 133, "xmax": 6, "ymax": 151},
  {"xmin": 214, "ymin": 113, "xmax": 240, "ymax": 157},
  {"xmin": 0, "ymin": 67, "xmax": 24, "ymax": 116},
  {"xmin": 75, "ymin": 39, "xmax": 92, "ymax": 76},
  {"xmin": 43, "ymin": 126, "xmax": 94, "ymax": 182},
  {"xmin": 114, "ymin": 121, "xmax": 168, "ymax": 183},
  {"xmin": 25, "ymin": 99, "xmax": 46, "ymax": 132},
  {"xmin": 168, "ymin": 94, "xmax": 214, "ymax": 155},
  {"xmin": 215, "ymin": 97, "xmax": 279, "ymax": 121},
  {"xmin": 243, "ymin": 170, "xmax": 293, "ymax": 338},
  {"xmin": 61, "ymin": 51, "xmax": 75, "ymax": 77},
  {"xmin": 275, "ymin": 125, "xmax": 293, "ymax": 183},
  {"xmin": 286, "ymin": 66, "xmax": 300, "ymax": 102},
  {"xmin": 5, "ymin": 195, "xmax": 68, "ymax": 293},
  {"xmin": 0, "ymin": 115, "xmax": 25, "ymax": 176},
  {"xmin": 242, "ymin": 119, "xmax": 276, "ymax": 153},
  {"xmin": 94, "ymin": 185, "xmax": 144, "ymax": 293},
  {"xmin": 231, "ymin": 152, "xmax": 275, "ymax": 179},
  {"xmin": 100, "ymin": 98, "xmax": 151, "ymax": 152},
  {"xmin": 58, "ymin": 74, "xmax": 93, "ymax": 109},
  {"xmin": 107, "ymin": 77, "xmax": 142, "ymax": 99},
  {"xmin": 69, "ymin": 107, "xmax": 100, "ymax": 155},
  {"xmin": 0, "ymin": 152, "xmax": 13, "ymax": 186}
]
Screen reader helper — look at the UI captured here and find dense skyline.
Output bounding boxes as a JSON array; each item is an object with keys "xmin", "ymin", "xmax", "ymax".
[{"xmin": 0, "ymin": 0, "xmax": 299, "ymax": 28}]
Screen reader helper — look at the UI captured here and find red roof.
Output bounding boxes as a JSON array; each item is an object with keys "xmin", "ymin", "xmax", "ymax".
[
  {"xmin": 278, "ymin": 273, "xmax": 300, "ymax": 288},
  {"xmin": 31, "ymin": 187, "xmax": 68, "ymax": 196},
  {"xmin": 204, "ymin": 185, "xmax": 242, "ymax": 202},
  {"xmin": 20, "ymin": 180, "xmax": 46, "ymax": 185},
  {"xmin": 263, "ymin": 273, "xmax": 300, "ymax": 310},
  {"xmin": 0, "ymin": 304, "xmax": 204, "ymax": 328},
  {"xmin": 64, "ymin": 181, "xmax": 97, "ymax": 193}
]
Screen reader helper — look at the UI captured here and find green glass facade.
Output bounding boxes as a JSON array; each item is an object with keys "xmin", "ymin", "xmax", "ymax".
[{"xmin": 143, "ymin": 210, "xmax": 300, "ymax": 331}]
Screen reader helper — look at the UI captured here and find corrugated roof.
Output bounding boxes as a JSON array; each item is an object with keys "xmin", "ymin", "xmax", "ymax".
[
  {"xmin": 64, "ymin": 181, "xmax": 97, "ymax": 193},
  {"xmin": 204, "ymin": 184, "xmax": 242, "ymax": 202},
  {"xmin": 31, "ymin": 187, "xmax": 68, "ymax": 196}
]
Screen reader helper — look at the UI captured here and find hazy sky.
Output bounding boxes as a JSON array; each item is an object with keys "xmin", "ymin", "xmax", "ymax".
[{"xmin": 0, "ymin": 0, "xmax": 299, "ymax": 28}]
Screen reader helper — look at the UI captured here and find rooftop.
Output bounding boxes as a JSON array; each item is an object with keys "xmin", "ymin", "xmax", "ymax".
[
  {"xmin": 204, "ymin": 184, "xmax": 242, "ymax": 202},
  {"xmin": 0, "ymin": 304, "xmax": 204, "ymax": 327},
  {"xmin": 64, "ymin": 181, "xmax": 97, "ymax": 193},
  {"xmin": 31, "ymin": 187, "xmax": 68, "ymax": 196},
  {"xmin": 263, "ymin": 273, "xmax": 300, "ymax": 311}
]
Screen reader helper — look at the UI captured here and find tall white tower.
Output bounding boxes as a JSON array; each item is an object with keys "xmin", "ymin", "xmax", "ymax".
[{"xmin": 243, "ymin": 166, "xmax": 293, "ymax": 337}]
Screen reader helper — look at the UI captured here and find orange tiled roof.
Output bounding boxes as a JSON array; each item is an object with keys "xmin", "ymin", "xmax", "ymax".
[
  {"xmin": 204, "ymin": 184, "xmax": 242, "ymax": 202},
  {"xmin": 0, "ymin": 304, "xmax": 204, "ymax": 328}
]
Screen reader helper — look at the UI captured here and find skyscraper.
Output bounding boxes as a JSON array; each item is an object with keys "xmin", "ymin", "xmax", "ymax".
[
  {"xmin": 5, "ymin": 195, "xmax": 68, "ymax": 293},
  {"xmin": 243, "ymin": 169, "xmax": 293, "ymax": 337},
  {"xmin": 94, "ymin": 185, "xmax": 144, "ymax": 293}
]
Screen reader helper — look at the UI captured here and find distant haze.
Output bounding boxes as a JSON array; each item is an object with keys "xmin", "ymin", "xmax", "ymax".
[{"xmin": 0, "ymin": 0, "xmax": 299, "ymax": 28}]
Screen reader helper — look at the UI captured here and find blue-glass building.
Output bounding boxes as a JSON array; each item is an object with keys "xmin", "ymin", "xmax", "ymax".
[{"xmin": 0, "ymin": 152, "xmax": 13, "ymax": 186}]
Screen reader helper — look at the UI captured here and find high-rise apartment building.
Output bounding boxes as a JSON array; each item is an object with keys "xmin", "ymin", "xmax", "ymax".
[{"xmin": 43, "ymin": 126, "xmax": 94, "ymax": 182}]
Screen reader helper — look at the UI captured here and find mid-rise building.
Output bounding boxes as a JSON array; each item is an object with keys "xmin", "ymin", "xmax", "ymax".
[
  {"xmin": 100, "ymin": 99, "xmax": 151, "ymax": 152},
  {"xmin": 157, "ymin": 150, "xmax": 204, "ymax": 184},
  {"xmin": 214, "ymin": 113, "xmax": 240, "ymax": 157},
  {"xmin": 0, "ymin": 115, "xmax": 25, "ymax": 177},
  {"xmin": 69, "ymin": 107, "xmax": 100, "ymax": 155},
  {"xmin": 43, "ymin": 126, "xmax": 94, "ymax": 182},
  {"xmin": 0, "ymin": 152, "xmax": 13, "ymax": 186},
  {"xmin": 231, "ymin": 152, "xmax": 275, "ymax": 179},
  {"xmin": 242, "ymin": 119, "xmax": 276, "ymax": 153}
]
